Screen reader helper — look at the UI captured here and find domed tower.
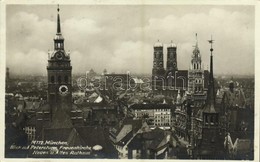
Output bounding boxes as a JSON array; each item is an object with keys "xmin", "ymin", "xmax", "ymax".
[
  {"xmin": 166, "ymin": 41, "xmax": 177, "ymax": 72},
  {"xmin": 47, "ymin": 6, "xmax": 72, "ymax": 124},
  {"xmin": 152, "ymin": 40, "xmax": 165, "ymax": 90},
  {"xmin": 165, "ymin": 41, "xmax": 178, "ymax": 88},
  {"xmin": 188, "ymin": 34, "xmax": 205, "ymax": 95}
]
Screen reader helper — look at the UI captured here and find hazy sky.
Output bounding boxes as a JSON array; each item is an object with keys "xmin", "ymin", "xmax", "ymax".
[{"xmin": 6, "ymin": 5, "xmax": 254, "ymax": 76}]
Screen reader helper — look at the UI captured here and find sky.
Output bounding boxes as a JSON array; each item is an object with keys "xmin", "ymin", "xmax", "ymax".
[{"xmin": 6, "ymin": 5, "xmax": 255, "ymax": 76}]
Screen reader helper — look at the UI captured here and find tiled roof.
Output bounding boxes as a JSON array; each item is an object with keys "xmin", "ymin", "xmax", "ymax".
[
  {"xmin": 130, "ymin": 103, "xmax": 172, "ymax": 110},
  {"xmin": 142, "ymin": 127, "xmax": 166, "ymax": 150},
  {"xmin": 117, "ymin": 131, "xmax": 134, "ymax": 146},
  {"xmin": 42, "ymin": 126, "xmax": 117, "ymax": 158},
  {"xmin": 37, "ymin": 103, "xmax": 50, "ymax": 111},
  {"xmin": 127, "ymin": 134, "xmax": 142, "ymax": 149}
]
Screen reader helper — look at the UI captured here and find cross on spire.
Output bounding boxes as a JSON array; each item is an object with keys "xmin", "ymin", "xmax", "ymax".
[
  {"xmin": 208, "ymin": 35, "xmax": 215, "ymax": 106},
  {"xmin": 208, "ymin": 35, "xmax": 214, "ymax": 55}
]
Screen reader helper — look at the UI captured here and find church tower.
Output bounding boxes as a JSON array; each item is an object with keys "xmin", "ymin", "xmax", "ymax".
[
  {"xmin": 166, "ymin": 41, "xmax": 178, "ymax": 72},
  {"xmin": 188, "ymin": 34, "xmax": 204, "ymax": 94},
  {"xmin": 47, "ymin": 6, "xmax": 73, "ymax": 127},
  {"xmin": 152, "ymin": 40, "xmax": 165, "ymax": 90},
  {"xmin": 197, "ymin": 37, "xmax": 222, "ymax": 158}
]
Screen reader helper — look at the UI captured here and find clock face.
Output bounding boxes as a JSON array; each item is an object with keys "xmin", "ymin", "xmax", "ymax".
[
  {"xmin": 55, "ymin": 52, "xmax": 63, "ymax": 60},
  {"xmin": 59, "ymin": 85, "xmax": 69, "ymax": 95}
]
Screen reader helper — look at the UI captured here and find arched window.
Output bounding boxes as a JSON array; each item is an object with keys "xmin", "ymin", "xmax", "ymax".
[
  {"xmin": 58, "ymin": 76, "xmax": 61, "ymax": 83},
  {"xmin": 205, "ymin": 115, "xmax": 209, "ymax": 124},
  {"xmin": 65, "ymin": 76, "xmax": 68, "ymax": 83},
  {"xmin": 51, "ymin": 76, "xmax": 55, "ymax": 83},
  {"xmin": 193, "ymin": 63, "xmax": 196, "ymax": 69},
  {"xmin": 211, "ymin": 116, "xmax": 214, "ymax": 123}
]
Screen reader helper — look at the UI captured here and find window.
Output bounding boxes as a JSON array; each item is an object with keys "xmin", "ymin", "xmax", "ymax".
[
  {"xmin": 211, "ymin": 116, "xmax": 214, "ymax": 124},
  {"xmin": 205, "ymin": 116, "xmax": 209, "ymax": 124}
]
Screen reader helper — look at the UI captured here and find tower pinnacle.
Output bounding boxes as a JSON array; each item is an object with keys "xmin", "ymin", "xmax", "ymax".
[
  {"xmin": 53, "ymin": 5, "xmax": 64, "ymax": 51},
  {"xmin": 57, "ymin": 4, "xmax": 61, "ymax": 34},
  {"xmin": 195, "ymin": 33, "xmax": 198, "ymax": 47},
  {"xmin": 207, "ymin": 35, "xmax": 215, "ymax": 106}
]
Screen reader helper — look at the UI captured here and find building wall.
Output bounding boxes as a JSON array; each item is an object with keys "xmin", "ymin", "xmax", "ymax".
[
  {"xmin": 154, "ymin": 109, "xmax": 171, "ymax": 127},
  {"xmin": 133, "ymin": 108, "xmax": 171, "ymax": 128}
]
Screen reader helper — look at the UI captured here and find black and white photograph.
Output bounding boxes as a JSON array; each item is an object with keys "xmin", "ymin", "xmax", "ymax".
[{"xmin": 3, "ymin": 1, "xmax": 257, "ymax": 160}]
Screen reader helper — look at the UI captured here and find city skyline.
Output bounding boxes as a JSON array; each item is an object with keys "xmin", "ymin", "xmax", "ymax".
[
  {"xmin": 4, "ymin": 4, "xmax": 255, "ymax": 160},
  {"xmin": 6, "ymin": 5, "xmax": 254, "ymax": 76}
]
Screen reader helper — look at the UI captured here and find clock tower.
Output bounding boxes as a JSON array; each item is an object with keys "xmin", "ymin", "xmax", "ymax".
[{"xmin": 47, "ymin": 6, "xmax": 72, "ymax": 124}]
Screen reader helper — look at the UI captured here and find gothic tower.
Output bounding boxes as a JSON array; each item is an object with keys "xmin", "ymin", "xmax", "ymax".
[
  {"xmin": 47, "ymin": 6, "xmax": 73, "ymax": 127},
  {"xmin": 152, "ymin": 40, "xmax": 165, "ymax": 90},
  {"xmin": 198, "ymin": 37, "xmax": 222, "ymax": 158},
  {"xmin": 166, "ymin": 41, "xmax": 178, "ymax": 72},
  {"xmin": 188, "ymin": 34, "xmax": 204, "ymax": 94}
]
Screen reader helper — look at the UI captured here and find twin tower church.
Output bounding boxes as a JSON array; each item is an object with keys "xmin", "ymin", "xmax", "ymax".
[{"xmin": 152, "ymin": 36, "xmax": 210, "ymax": 100}]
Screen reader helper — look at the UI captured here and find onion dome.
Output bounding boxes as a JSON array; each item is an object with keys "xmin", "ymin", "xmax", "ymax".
[
  {"xmin": 168, "ymin": 40, "xmax": 177, "ymax": 48},
  {"xmin": 154, "ymin": 40, "xmax": 163, "ymax": 47}
]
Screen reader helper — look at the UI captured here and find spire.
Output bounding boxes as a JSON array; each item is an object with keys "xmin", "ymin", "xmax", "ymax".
[
  {"xmin": 54, "ymin": 4, "xmax": 64, "ymax": 50},
  {"xmin": 192, "ymin": 33, "xmax": 200, "ymax": 58},
  {"xmin": 204, "ymin": 35, "xmax": 216, "ymax": 113},
  {"xmin": 57, "ymin": 4, "xmax": 61, "ymax": 34},
  {"xmin": 195, "ymin": 33, "xmax": 198, "ymax": 47}
]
